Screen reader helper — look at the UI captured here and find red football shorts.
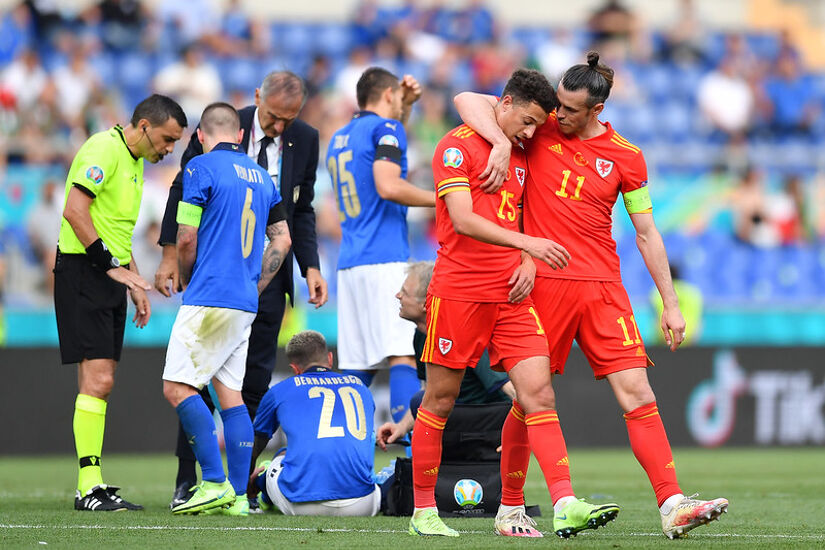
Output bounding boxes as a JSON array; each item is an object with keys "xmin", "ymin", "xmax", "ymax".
[
  {"xmin": 420, "ymin": 295, "xmax": 549, "ymax": 372},
  {"xmin": 531, "ymin": 278, "xmax": 652, "ymax": 379}
]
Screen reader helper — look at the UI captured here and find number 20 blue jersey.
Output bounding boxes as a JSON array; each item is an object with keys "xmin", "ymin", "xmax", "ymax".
[
  {"xmin": 253, "ymin": 367, "xmax": 376, "ymax": 502},
  {"xmin": 327, "ymin": 111, "xmax": 410, "ymax": 270},
  {"xmin": 181, "ymin": 143, "xmax": 281, "ymax": 313}
]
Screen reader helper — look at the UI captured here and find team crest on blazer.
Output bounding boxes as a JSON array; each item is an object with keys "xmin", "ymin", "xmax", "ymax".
[{"xmin": 438, "ymin": 338, "xmax": 453, "ymax": 354}]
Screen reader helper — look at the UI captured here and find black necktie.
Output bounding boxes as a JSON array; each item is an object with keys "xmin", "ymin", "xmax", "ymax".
[{"xmin": 257, "ymin": 136, "xmax": 274, "ymax": 170}]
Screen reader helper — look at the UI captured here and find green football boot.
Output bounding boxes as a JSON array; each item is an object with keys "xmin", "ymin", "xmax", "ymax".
[
  {"xmin": 553, "ymin": 498, "xmax": 620, "ymax": 538},
  {"xmin": 171, "ymin": 480, "xmax": 235, "ymax": 515},
  {"xmin": 408, "ymin": 508, "xmax": 459, "ymax": 537}
]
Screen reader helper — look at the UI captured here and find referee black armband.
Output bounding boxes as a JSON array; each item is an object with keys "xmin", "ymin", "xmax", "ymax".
[{"xmin": 85, "ymin": 238, "xmax": 120, "ymax": 271}]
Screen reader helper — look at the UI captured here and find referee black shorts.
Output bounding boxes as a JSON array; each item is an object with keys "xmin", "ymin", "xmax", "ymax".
[{"xmin": 53, "ymin": 250, "xmax": 128, "ymax": 365}]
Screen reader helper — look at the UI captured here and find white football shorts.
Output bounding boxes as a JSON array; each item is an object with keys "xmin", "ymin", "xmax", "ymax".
[
  {"xmin": 336, "ymin": 262, "xmax": 416, "ymax": 371},
  {"xmin": 264, "ymin": 455, "xmax": 380, "ymax": 517},
  {"xmin": 162, "ymin": 305, "xmax": 256, "ymax": 392}
]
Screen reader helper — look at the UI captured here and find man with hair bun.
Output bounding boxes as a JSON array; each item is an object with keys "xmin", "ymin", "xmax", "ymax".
[
  {"xmin": 409, "ymin": 68, "xmax": 619, "ymax": 538},
  {"xmin": 455, "ymin": 52, "xmax": 729, "ymax": 539}
]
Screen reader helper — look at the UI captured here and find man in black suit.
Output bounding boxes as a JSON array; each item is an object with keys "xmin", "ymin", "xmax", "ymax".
[{"xmin": 154, "ymin": 71, "xmax": 328, "ymax": 507}]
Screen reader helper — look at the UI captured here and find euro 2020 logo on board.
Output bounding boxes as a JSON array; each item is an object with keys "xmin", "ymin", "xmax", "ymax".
[
  {"xmin": 443, "ymin": 147, "xmax": 463, "ymax": 168},
  {"xmin": 454, "ymin": 478, "xmax": 483, "ymax": 508}
]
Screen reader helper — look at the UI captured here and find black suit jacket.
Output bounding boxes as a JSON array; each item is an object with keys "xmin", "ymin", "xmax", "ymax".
[{"xmin": 159, "ymin": 105, "xmax": 321, "ymax": 305}]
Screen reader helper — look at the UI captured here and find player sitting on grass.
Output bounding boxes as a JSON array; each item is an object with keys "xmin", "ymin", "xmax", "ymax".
[
  {"xmin": 247, "ymin": 331, "xmax": 381, "ymax": 516},
  {"xmin": 161, "ymin": 102, "xmax": 291, "ymax": 516}
]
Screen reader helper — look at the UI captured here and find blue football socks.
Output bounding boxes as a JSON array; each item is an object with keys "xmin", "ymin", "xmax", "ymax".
[
  {"xmin": 389, "ymin": 364, "xmax": 421, "ymax": 423},
  {"xmin": 220, "ymin": 405, "xmax": 254, "ymax": 497},
  {"xmin": 176, "ymin": 395, "xmax": 225, "ymax": 483}
]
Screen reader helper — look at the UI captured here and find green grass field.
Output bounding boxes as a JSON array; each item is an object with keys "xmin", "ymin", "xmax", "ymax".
[{"xmin": 1, "ymin": 448, "xmax": 823, "ymax": 549}]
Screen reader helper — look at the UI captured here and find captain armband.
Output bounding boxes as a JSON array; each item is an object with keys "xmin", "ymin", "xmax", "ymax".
[
  {"xmin": 176, "ymin": 201, "xmax": 203, "ymax": 228},
  {"xmin": 623, "ymin": 186, "xmax": 652, "ymax": 214}
]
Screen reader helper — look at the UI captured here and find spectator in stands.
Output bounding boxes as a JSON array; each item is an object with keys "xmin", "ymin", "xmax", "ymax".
[
  {"xmin": 210, "ymin": 0, "xmax": 268, "ymax": 57},
  {"xmin": 587, "ymin": 0, "xmax": 648, "ymax": 60},
  {"xmin": 763, "ymin": 53, "xmax": 819, "ymax": 137},
  {"xmin": 660, "ymin": 0, "xmax": 707, "ymax": 65},
  {"xmin": 99, "ymin": 0, "xmax": 146, "ymax": 52},
  {"xmin": 536, "ymin": 29, "xmax": 582, "ymax": 84},
  {"xmin": 52, "ymin": 42, "xmax": 101, "ymax": 128},
  {"xmin": 377, "ymin": 261, "xmax": 515, "ymax": 449},
  {"xmin": 26, "ymin": 179, "xmax": 63, "ymax": 295},
  {"xmin": 732, "ymin": 166, "xmax": 777, "ymax": 247},
  {"xmin": 0, "ymin": 4, "xmax": 33, "ymax": 64},
  {"xmin": 697, "ymin": 57, "xmax": 754, "ymax": 141},
  {"xmin": 154, "ymin": 0, "xmax": 218, "ymax": 49},
  {"xmin": 334, "ymin": 46, "xmax": 373, "ymax": 111},
  {"xmin": 771, "ymin": 174, "xmax": 810, "ymax": 244},
  {"xmin": 247, "ymin": 331, "xmax": 381, "ymax": 517},
  {"xmin": 0, "ymin": 48, "xmax": 48, "ymax": 112},
  {"xmin": 153, "ymin": 42, "xmax": 223, "ymax": 124}
]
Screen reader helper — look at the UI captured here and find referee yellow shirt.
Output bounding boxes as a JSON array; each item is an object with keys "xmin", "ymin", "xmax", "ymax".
[{"xmin": 58, "ymin": 126, "xmax": 144, "ymax": 264}]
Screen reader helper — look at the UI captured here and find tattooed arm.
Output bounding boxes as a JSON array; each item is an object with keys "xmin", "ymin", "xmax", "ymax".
[{"xmin": 258, "ymin": 220, "xmax": 292, "ymax": 295}]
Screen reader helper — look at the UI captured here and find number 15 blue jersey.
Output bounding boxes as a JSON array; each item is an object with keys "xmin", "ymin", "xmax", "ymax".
[{"xmin": 327, "ymin": 111, "xmax": 410, "ymax": 270}]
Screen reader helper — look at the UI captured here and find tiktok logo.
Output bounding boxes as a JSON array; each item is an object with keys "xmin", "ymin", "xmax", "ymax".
[{"xmin": 685, "ymin": 350, "xmax": 747, "ymax": 447}]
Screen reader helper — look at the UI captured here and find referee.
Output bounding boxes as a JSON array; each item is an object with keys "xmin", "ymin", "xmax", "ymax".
[{"xmin": 55, "ymin": 94, "xmax": 187, "ymax": 511}]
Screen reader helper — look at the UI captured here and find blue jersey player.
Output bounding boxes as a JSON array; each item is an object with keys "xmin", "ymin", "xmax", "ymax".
[
  {"xmin": 249, "ymin": 330, "xmax": 380, "ymax": 516},
  {"xmin": 161, "ymin": 102, "xmax": 292, "ymax": 516},
  {"xmin": 326, "ymin": 67, "xmax": 435, "ymax": 426}
]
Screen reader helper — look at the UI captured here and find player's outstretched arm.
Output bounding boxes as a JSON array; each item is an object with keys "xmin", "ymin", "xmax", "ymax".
[
  {"xmin": 258, "ymin": 220, "xmax": 292, "ymax": 294},
  {"xmin": 374, "ymin": 160, "xmax": 435, "ymax": 207},
  {"xmin": 453, "ymin": 92, "xmax": 511, "ymax": 193},
  {"xmin": 176, "ymin": 224, "xmax": 198, "ymax": 290},
  {"xmin": 444, "ymin": 191, "xmax": 570, "ymax": 269},
  {"xmin": 630, "ymin": 212, "xmax": 685, "ymax": 351},
  {"xmin": 399, "ymin": 74, "xmax": 422, "ymax": 126}
]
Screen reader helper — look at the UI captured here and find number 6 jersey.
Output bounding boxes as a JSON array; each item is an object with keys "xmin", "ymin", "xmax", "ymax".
[
  {"xmin": 429, "ymin": 125, "xmax": 529, "ymax": 303},
  {"xmin": 524, "ymin": 114, "xmax": 650, "ymax": 282}
]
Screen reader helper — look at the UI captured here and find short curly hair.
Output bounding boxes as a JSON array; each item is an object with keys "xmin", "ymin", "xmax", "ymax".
[{"xmin": 501, "ymin": 68, "xmax": 558, "ymax": 113}]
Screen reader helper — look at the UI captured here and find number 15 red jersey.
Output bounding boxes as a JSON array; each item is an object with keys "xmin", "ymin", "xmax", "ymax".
[
  {"xmin": 523, "ymin": 114, "xmax": 650, "ymax": 281},
  {"xmin": 429, "ymin": 125, "xmax": 529, "ymax": 302}
]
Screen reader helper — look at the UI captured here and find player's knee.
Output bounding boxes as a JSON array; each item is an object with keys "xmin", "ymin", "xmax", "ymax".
[
  {"xmin": 517, "ymin": 384, "xmax": 556, "ymax": 413},
  {"xmin": 421, "ymin": 392, "xmax": 456, "ymax": 418},
  {"xmin": 163, "ymin": 380, "xmax": 194, "ymax": 408},
  {"xmin": 82, "ymin": 372, "xmax": 115, "ymax": 400}
]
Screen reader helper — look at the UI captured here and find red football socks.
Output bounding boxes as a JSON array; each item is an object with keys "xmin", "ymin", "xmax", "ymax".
[
  {"xmin": 500, "ymin": 401, "xmax": 531, "ymax": 506},
  {"xmin": 624, "ymin": 402, "xmax": 682, "ymax": 506},
  {"xmin": 525, "ymin": 409, "xmax": 575, "ymax": 504},
  {"xmin": 411, "ymin": 407, "xmax": 447, "ymax": 509}
]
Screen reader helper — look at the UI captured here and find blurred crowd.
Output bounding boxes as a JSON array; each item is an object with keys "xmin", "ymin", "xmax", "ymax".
[{"xmin": 2, "ymin": 0, "xmax": 825, "ymax": 312}]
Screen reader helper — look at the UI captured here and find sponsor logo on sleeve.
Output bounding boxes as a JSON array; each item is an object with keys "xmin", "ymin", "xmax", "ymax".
[
  {"xmin": 378, "ymin": 134, "xmax": 399, "ymax": 147},
  {"xmin": 443, "ymin": 147, "xmax": 463, "ymax": 168},
  {"xmin": 86, "ymin": 166, "xmax": 105, "ymax": 186},
  {"xmin": 596, "ymin": 158, "xmax": 615, "ymax": 178}
]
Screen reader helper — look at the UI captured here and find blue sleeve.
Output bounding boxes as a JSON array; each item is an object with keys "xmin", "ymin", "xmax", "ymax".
[
  {"xmin": 373, "ymin": 119, "xmax": 406, "ymax": 165},
  {"xmin": 182, "ymin": 158, "xmax": 211, "ymax": 207},
  {"xmin": 252, "ymin": 386, "xmax": 281, "ymax": 438}
]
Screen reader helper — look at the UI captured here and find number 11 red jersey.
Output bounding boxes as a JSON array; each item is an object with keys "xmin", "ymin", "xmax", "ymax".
[{"xmin": 523, "ymin": 114, "xmax": 650, "ymax": 281}]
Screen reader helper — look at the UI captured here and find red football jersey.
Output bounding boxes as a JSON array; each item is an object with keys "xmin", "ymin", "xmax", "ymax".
[
  {"xmin": 524, "ymin": 114, "xmax": 649, "ymax": 281},
  {"xmin": 428, "ymin": 125, "xmax": 529, "ymax": 302}
]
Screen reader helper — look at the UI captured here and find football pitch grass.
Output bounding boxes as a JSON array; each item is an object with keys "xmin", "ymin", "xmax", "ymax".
[{"xmin": 1, "ymin": 448, "xmax": 823, "ymax": 549}]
